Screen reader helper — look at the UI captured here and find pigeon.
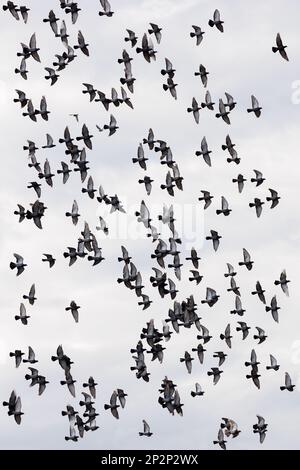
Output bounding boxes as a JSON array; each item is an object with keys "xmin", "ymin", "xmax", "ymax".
[
  {"xmin": 65, "ymin": 425, "xmax": 79, "ymax": 442},
  {"xmin": 227, "ymin": 277, "xmax": 240, "ymax": 296},
  {"xmin": 216, "ymin": 196, "xmax": 231, "ymax": 216},
  {"xmin": 195, "ymin": 64, "xmax": 208, "ymax": 87},
  {"xmin": 247, "ymin": 95, "xmax": 262, "ymax": 117},
  {"xmin": 139, "ymin": 420, "xmax": 153, "ymax": 437},
  {"xmin": 180, "ymin": 351, "xmax": 194, "ymax": 374},
  {"xmin": 208, "ymin": 9, "xmax": 224, "ymax": 32},
  {"xmin": 22, "ymin": 99, "xmax": 38, "ymax": 122},
  {"xmin": 272, "ymin": 33, "xmax": 289, "ymax": 61},
  {"xmin": 74, "ymin": 31, "xmax": 89, "ymax": 56},
  {"xmin": 232, "ymin": 174, "xmax": 246, "ymax": 193},
  {"xmin": 43, "ymin": 10, "xmax": 59, "ymax": 35},
  {"xmin": 83, "ymin": 377, "xmax": 97, "ymax": 399},
  {"xmin": 195, "ymin": 137, "xmax": 212, "ymax": 166},
  {"xmin": 76, "ymin": 124, "xmax": 93, "ymax": 150},
  {"xmin": 37, "ymin": 96, "xmax": 50, "ymax": 121},
  {"xmin": 253, "ymin": 415, "xmax": 268, "ymax": 444},
  {"xmin": 125, "ymin": 29, "xmax": 138, "ymax": 47},
  {"xmin": 208, "ymin": 368, "xmax": 223, "ymax": 385},
  {"xmin": 251, "ymin": 281, "xmax": 266, "ymax": 304},
  {"xmin": 99, "ymin": 0, "xmax": 114, "ymax": 17},
  {"xmin": 265, "ymin": 296, "xmax": 280, "ymax": 323},
  {"xmin": 245, "ymin": 349, "xmax": 260, "ymax": 368},
  {"xmin": 161, "ymin": 58, "xmax": 175, "ymax": 78},
  {"xmin": 249, "ymin": 198, "xmax": 264, "ymax": 218},
  {"xmin": 82, "ymin": 176, "xmax": 96, "ymax": 199},
  {"xmin": 221, "ymin": 418, "xmax": 241, "ymax": 438},
  {"xmin": 236, "ymin": 321, "xmax": 250, "ymax": 340},
  {"xmin": 239, "ymin": 248, "xmax": 254, "ymax": 270},
  {"xmin": 148, "ymin": 23, "xmax": 162, "ymax": 44},
  {"xmin": 220, "ymin": 324, "xmax": 232, "ymax": 348},
  {"xmin": 190, "ymin": 25, "xmax": 205, "ymax": 46},
  {"xmin": 42, "ymin": 254, "xmax": 56, "ymax": 268},
  {"xmin": 19, "ymin": 33, "xmax": 40, "ymax": 62},
  {"xmin": 42, "ymin": 134, "xmax": 56, "ymax": 149},
  {"xmin": 23, "ymin": 284, "xmax": 36, "ymax": 305},
  {"xmin": 38, "ymin": 159, "xmax": 54, "ymax": 186},
  {"xmin": 213, "ymin": 428, "xmax": 226, "ymax": 450},
  {"xmin": 198, "ymin": 190, "xmax": 213, "ymax": 209},
  {"xmin": 224, "ymin": 263, "xmax": 236, "ymax": 278},
  {"xmin": 246, "ymin": 365, "xmax": 261, "ymax": 389},
  {"xmin": 132, "ymin": 144, "xmax": 148, "ymax": 170},
  {"xmin": 230, "ymin": 296, "xmax": 245, "ymax": 316},
  {"xmin": 15, "ymin": 303, "xmax": 30, "ymax": 325},
  {"xmin": 251, "ymin": 169, "xmax": 265, "ymax": 186},
  {"xmin": 138, "ymin": 294, "xmax": 152, "ymax": 310},
  {"xmin": 3, "ymin": 1, "xmax": 20, "ymax": 20},
  {"xmin": 9, "ymin": 350, "xmax": 25, "ymax": 368},
  {"xmin": 216, "ymin": 99, "xmax": 230, "ymax": 124},
  {"xmin": 23, "ymin": 346, "xmax": 38, "ymax": 364},
  {"xmin": 10, "ymin": 254, "xmax": 27, "ymax": 276},
  {"xmin": 189, "ymin": 270, "xmax": 203, "ymax": 285},
  {"xmin": 163, "ymin": 78, "xmax": 177, "ymax": 100},
  {"xmin": 191, "ymin": 383, "xmax": 204, "ymax": 398},
  {"xmin": 136, "ymin": 33, "xmax": 157, "ymax": 63},
  {"xmin": 120, "ymin": 87, "xmax": 133, "ymax": 109},
  {"xmin": 96, "ymin": 216, "xmax": 108, "ymax": 235},
  {"xmin": 266, "ymin": 355, "xmax": 280, "ymax": 371},
  {"xmin": 274, "ymin": 270, "xmax": 290, "ymax": 296},
  {"xmin": 44, "ymin": 67, "xmax": 59, "ymax": 85},
  {"xmin": 253, "ymin": 327, "xmax": 267, "ymax": 344},
  {"xmin": 266, "ymin": 188, "xmax": 280, "ymax": 208},
  {"xmin": 60, "ymin": 371, "xmax": 76, "ymax": 397},
  {"xmin": 224, "ymin": 93, "xmax": 236, "ymax": 111},
  {"xmin": 201, "ymin": 90, "xmax": 215, "ymax": 110},
  {"xmin": 280, "ymin": 372, "xmax": 295, "ymax": 392},
  {"xmin": 187, "ymin": 97, "xmax": 201, "ymax": 124},
  {"xmin": 186, "ymin": 248, "xmax": 201, "ymax": 269},
  {"xmin": 213, "ymin": 351, "xmax": 227, "ymax": 367},
  {"xmin": 104, "ymin": 391, "xmax": 120, "ymax": 419},
  {"xmin": 15, "ymin": 58, "xmax": 28, "ymax": 80},
  {"xmin": 14, "ymin": 89, "xmax": 28, "ymax": 108},
  {"xmin": 65, "ymin": 301, "xmax": 80, "ymax": 323},
  {"xmin": 58, "ymin": 162, "xmax": 72, "ymax": 184},
  {"xmin": 206, "ymin": 230, "xmax": 221, "ymax": 251},
  {"xmin": 116, "ymin": 389, "xmax": 127, "ymax": 409},
  {"xmin": 102, "ymin": 115, "xmax": 118, "ymax": 136},
  {"xmin": 192, "ymin": 344, "xmax": 206, "ymax": 363}
]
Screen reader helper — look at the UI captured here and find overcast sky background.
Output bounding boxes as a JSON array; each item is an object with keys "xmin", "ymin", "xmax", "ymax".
[{"xmin": 0, "ymin": 0, "xmax": 300, "ymax": 450}]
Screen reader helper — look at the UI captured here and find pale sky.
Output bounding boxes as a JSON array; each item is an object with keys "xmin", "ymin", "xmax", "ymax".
[{"xmin": 1, "ymin": 0, "xmax": 300, "ymax": 450}]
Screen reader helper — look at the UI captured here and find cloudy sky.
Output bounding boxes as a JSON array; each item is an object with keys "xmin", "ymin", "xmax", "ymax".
[{"xmin": 1, "ymin": 0, "xmax": 300, "ymax": 450}]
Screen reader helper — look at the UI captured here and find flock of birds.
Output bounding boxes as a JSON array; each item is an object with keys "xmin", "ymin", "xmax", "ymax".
[{"xmin": 3, "ymin": 0, "xmax": 293, "ymax": 450}]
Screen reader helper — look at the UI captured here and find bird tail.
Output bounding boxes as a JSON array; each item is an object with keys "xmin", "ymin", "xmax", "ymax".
[
  {"xmin": 247, "ymin": 109, "xmax": 252, "ymax": 113},
  {"xmin": 120, "ymin": 78, "xmax": 126, "ymax": 85},
  {"xmin": 221, "ymin": 145, "xmax": 227, "ymax": 150},
  {"xmin": 207, "ymin": 371, "xmax": 212, "ymax": 376},
  {"xmin": 132, "ymin": 158, "xmax": 138, "ymax": 163},
  {"xmin": 162, "ymin": 84, "xmax": 168, "ymax": 91},
  {"xmin": 245, "ymin": 362, "xmax": 251, "ymax": 366},
  {"xmin": 190, "ymin": 32, "xmax": 195, "ymax": 38},
  {"xmin": 191, "ymin": 392, "xmax": 196, "ymax": 397},
  {"xmin": 136, "ymin": 48, "xmax": 142, "ymax": 53},
  {"xmin": 220, "ymin": 334, "xmax": 225, "ymax": 340},
  {"xmin": 216, "ymin": 210, "xmax": 222, "ymax": 215},
  {"xmin": 265, "ymin": 306, "xmax": 271, "ymax": 312},
  {"xmin": 10, "ymin": 262, "xmax": 16, "ymax": 270},
  {"xmin": 51, "ymin": 356, "xmax": 58, "ymax": 361},
  {"xmin": 272, "ymin": 47, "xmax": 278, "ymax": 53},
  {"xmin": 25, "ymin": 374, "xmax": 31, "ymax": 380},
  {"xmin": 249, "ymin": 203, "xmax": 254, "ymax": 208},
  {"xmin": 15, "ymin": 316, "xmax": 21, "ymax": 320},
  {"xmin": 208, "ymin": 20, "xmax": 215, "ymax": 27},
  {"xmin": 104, "ymin": 404, "xmax": 110, "ymax": 410},
  {"xmin": 65, "ymin": 212, "xmax": 71, "ymax": 216},
  {"xmin": 274, "ymin": 280, "xmax": 280, "ymax": 285},
  {"xmin": 280, "ymin": 386, "xmax": 286, "ymax": 391}
]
